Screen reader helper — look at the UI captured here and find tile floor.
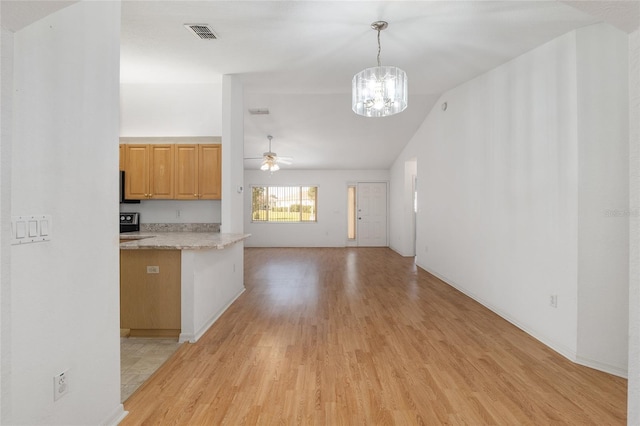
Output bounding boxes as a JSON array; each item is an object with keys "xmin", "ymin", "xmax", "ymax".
[{"xmin": 120, "ymin": 337, "xmax": 182, "ymax": 402}]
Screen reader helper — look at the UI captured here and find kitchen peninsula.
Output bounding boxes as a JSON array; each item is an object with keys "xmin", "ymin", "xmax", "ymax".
[{"xmin": 120, "ymin": 231, "xmax": 250, "ymax": 343}]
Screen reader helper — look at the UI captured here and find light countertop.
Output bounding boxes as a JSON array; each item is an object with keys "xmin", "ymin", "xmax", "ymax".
[{"xmin": 119, "ymin": 232, "xmax": 250, "ymax": 250}]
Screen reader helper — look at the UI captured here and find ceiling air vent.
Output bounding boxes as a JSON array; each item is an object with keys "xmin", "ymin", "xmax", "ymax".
[
  {"xmin": 248, "ymin": 108, "xmax": 270, "ymax": 115},
  {"xmin": 184, "ymin": 24, "xmax": 218, "ymax": 40}
]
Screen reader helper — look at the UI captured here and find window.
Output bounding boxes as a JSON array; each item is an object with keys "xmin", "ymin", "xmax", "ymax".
[{"xmin": 251, "ymin": 186, "xmax": 317, "ymax": 223}]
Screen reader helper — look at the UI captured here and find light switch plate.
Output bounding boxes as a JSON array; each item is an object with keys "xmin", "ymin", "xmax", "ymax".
[{"xmin": 12, "ymin": 215, "xmax": 52, "ymax": 245}]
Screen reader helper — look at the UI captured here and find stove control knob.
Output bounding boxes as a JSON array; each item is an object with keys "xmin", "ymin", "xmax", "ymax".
[{"xmin": 120, "ymin": 216, "xmax": 125, "ymax": 221}]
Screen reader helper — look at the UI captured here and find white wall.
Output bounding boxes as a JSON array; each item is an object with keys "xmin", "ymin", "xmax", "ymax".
[
  {"xmin": 389, "ymin": 158, "xmax": 416, "ymax": 256},
  {"xmin": 628, "ymin": 27, "xmax": 640, "ymax": 426},
  {"xmin": 244, "ymin": 169, "xmax": 388, "ymax": 247},
  {"xmin": 180, "ymin": 242, "xmax": 245, "ymax": 343},
  {"xmin": 422, "ymin": 29, "xmax": 580, "ymax": 360},
  {"xmin": 120, "ymin": 82, "xmax": 223, "ymax": 224},
  {"xmin": 0, "ymin": 26, "xmax": 14, "ymax": 422},
  {"xmin": 221, "ymin": 75, "xmax": 245, "ymax": 234},
  {"xmin": 390, "ymin": 24, "xmax": 629, "ymax": 376},
  {"xmin": 120, "ymin": 82, "xmax": 222, "ymax": 137},
  {"xmin": 575, "ymin": 23, "xmax": 629, "ymax": 376},
  {"xmin": 5, "ymin": 2, "xmax": 124, "ymax": 425}
]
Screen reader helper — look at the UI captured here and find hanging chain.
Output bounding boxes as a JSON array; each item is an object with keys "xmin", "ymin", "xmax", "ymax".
[{"xmin": 377, "ymin": 29, "xmax": 382, "ymax": 67}]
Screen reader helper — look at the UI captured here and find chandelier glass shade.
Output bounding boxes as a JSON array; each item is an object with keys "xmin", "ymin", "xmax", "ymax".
[
  {"xmin": 260, "ymin": 157, "xmax": 280, "ymax": 172},
  {"xmin": 352, "ymin": 65, "xmax": 407, "ymax": 117},
  {"xmin": 352, "ymin": 21, "xmax": 407, "ymax": 118}
]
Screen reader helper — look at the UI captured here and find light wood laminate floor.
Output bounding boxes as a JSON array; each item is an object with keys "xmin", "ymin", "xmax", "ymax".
[{"xmin": 122, "ymin": 247, "xmax": 626, "ymax": 425}]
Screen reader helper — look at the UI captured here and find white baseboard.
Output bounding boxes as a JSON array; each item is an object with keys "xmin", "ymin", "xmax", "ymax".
[
  {"xmin": 416, "ymin": 261, "xmax": 628, "ymax": 378},
  {"xmin": 179, "ymin": 288, "xmax": 245, "ymax": 343},
  {"xmin": 101, "ymin": 404, "xmax": 127, "ymax": 426},
  {"xmin": 389, "ymin": 245, "xmax": 415, "ymax": 257},
  {"xmin": 575, "ymin": 356, "xmax": 628, "ymax": 378}
]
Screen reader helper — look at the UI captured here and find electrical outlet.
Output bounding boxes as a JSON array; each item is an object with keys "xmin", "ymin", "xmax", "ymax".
[
  {"xmin": 176, "ymin": 210, "xmax": 181, "ymax": 218},
  {"xmin": 147, "ymin": 266, "xmax": 159, "ymax": 274},
  {"xmin": 550, "ymin": 294, "xmax": 558, "ymax": 308},
  {"xmin": 53, "ymin": 370, "xmax": 69, "ymax": 401}
]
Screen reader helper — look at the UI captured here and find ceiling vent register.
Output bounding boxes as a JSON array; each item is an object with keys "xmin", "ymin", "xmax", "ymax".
[
  {"xmin": 184, "ymin": 24, "xmax": 218, "ymax": 40},
  {"xmin": 248, "ymin": 108, "xmax": 270, "ymax": 115}
]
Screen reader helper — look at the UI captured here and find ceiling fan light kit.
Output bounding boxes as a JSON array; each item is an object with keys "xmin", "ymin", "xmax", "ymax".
[
  {"xmin": 261, "ymin": 160, "xmax": 280, "ymax": 172},
  {"xmin": 352, "ymin": 21, "xmax": 408, "ymax": 118},
  {"xmin": 245, "ymin": 135, "xmax": 291, "ymax": 172}
]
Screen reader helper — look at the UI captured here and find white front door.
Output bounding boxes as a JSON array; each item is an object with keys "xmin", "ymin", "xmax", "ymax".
[{"xmin": 357, "ymin": 182, "xmax": 387, "ymax": 247}]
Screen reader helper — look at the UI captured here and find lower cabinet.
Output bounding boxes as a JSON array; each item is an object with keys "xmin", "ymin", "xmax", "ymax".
[{"xmin": 120, "ymin": 250, "xmax": 181, "ymax": 338}]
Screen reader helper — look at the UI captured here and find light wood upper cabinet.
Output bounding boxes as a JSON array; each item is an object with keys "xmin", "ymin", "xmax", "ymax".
[
  {"xmin": 199, "ymin": 144, "xmax": 222, "ymax": 199},
  {"xmin": 124, "ymin": 144, "xmax": 174, "ymax": 200},
  {"xmin": 174, "ymin": 145, "xmax": 199, "ymax": 200},
  {"xmin": 121, "ymin": 142, "xmax": 220, "ymax": 200},
  {"xmin": 150, "ymin": 145, "xmax": 175, "ymax": 199},
  {"xmin": 119, "ymin": 144, "xmax": 125, "ymax": 171},
  {"xmin": 125, "ymin": 145, "xmax": 150, "ymax": 199},
  {"xmin": 174, "ymin": 144, "xmax": 221, "ymax": 200}
]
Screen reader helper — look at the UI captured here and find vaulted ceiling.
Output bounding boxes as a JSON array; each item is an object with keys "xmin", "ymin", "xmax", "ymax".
[{"xmin": 3, "ymin": 1, "xmax": 638, "ymax": 171}]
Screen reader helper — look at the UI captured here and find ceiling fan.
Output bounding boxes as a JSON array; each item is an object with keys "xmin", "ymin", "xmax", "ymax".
[{"xmin": 244, "ymin": 135, "xmax": 292, "ymax": 172}]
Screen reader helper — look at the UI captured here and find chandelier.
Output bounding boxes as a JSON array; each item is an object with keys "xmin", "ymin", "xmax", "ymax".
[{"xmin": 352, "ymin": 21, "xmax": 408, "ymax": 118}]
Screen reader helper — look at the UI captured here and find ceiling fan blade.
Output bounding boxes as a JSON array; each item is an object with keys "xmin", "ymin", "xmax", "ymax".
[
  {"xmin": 277, "ymin": 158, "xmax": 293, "ymax": 165},
  {"xmin": 243, "ymin": 157, "xmax": 264, "ymax": 160}
]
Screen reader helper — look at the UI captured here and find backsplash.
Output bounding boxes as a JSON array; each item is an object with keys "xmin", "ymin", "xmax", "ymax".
[
  {"xmin": 140, "ymin": 223, "xmax": 220, "ymax": 232},
  {"xmin": 120, "ymin": 199, "xmax": 222, "ymax": 224}
]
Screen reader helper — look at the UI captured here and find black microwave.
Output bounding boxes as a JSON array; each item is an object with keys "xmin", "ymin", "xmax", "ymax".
[{"xmin": 119, "ymin": 171, "xmax": 140, "ymax": 204}]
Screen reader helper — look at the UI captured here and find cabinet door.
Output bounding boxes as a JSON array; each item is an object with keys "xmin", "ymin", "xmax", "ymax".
[
  {"xmin": 199, "ymin": 144, "xmax": 222, "ymax": 200},
  {"xmin": 119, "ymin": 144, "xmax": 125, "ymax": 171},
  {"xmin": 125, "ymin": 145, "xmax": 149, "ymax": 200},
  {"xmin": 149, "ymin": 144, "xmax": 174, "ymax": 199},
  {"xmin": 174, "ymin": 144, "xmax": 199, "ymax": 200},
  {"xmin": 120, "ymin": 250, "xmax": 181, "ymax": 333}
]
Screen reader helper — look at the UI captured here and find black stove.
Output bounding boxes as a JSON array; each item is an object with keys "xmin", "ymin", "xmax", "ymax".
[{"xmin": 120, "ymin": 212, "xmax": 140, "ymax": 233}]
